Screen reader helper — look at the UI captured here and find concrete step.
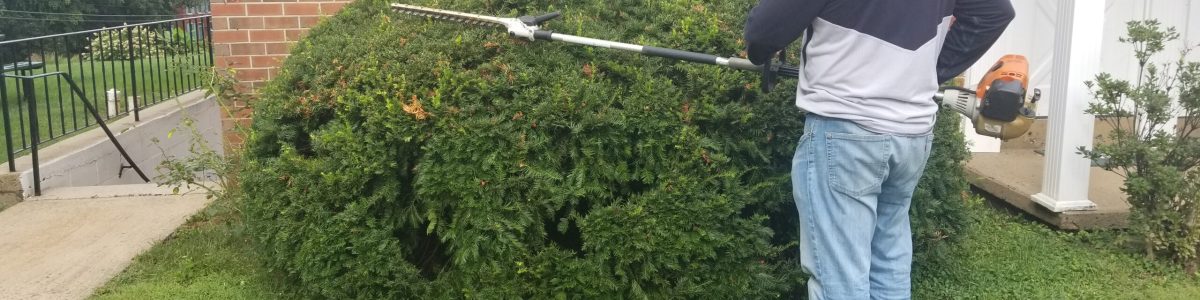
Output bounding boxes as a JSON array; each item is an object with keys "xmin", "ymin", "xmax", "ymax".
[
  {"xmin": 966, "ymin": 150, "xmax": 1130, "ymax": 230},
  {"xmin": 0, "ymin": 187, "xmax": 212, "ymax": 299}
]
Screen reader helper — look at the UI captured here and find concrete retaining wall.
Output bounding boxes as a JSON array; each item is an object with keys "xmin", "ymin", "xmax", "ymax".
[
  {"xmin": 0, "ymin": 174, "xmax": 17, "ymax": 211},
  {"xmin": 0, "ymin": 90, "xmax": 223, "ymax": 199}
]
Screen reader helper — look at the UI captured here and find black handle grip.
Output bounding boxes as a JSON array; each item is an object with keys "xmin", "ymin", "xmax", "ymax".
[
  {"xmin": 776, "ymin": 65, "xmax": 800, "ymax": 78},
  {"xmin": 520, "ymin": 12, "xmax": 562, "ymax": 26},
  {"xmin": 642, "ymin": 46, "xmax": 722, "ymax": 65}
]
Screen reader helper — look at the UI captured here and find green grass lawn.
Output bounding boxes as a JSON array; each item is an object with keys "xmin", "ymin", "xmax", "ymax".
[
  {"xmin": 0, "ymin": 53, "xmax": 209, "ymax": 162},
  {"xmin": 92, "ymin": 195, "xmax": 1200, "ymax": 299},
  {"xmin": 89, "ymin": 194, "xmax": 297, "ymax": 300},
  {"xmin": 914, "ymin": 199, "xmax": 1200, "ymax": 299}
]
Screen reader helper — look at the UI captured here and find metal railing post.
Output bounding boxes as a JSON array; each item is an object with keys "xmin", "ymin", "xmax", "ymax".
[
  {"xmin": 128, "ymin": 27, "xmax": 140, "ymax": 121},
  {"xmin": 61, "ymin": 75, "xmax": 148, "ymax": 183},
  {"xmin": 205, "ymin": 16, "xmax": 214, "ymax": 67},
  {"xmin": 0, "ymin": 38, "xmax": 8, "ymax": 171},
  {"xmin": 22, "ymin": 77, "xmax": 39, "ymax": 196},
  {"xmin": 0, "ymin": 74, "xmax": 14, "ymax": 171},
  {"xmin": 0, "ymin": 35, "xmax": 8, "ymax": 172},
  {"xmin": 0, "ymin": 35, "xmax": 7, "ymax": 173}
]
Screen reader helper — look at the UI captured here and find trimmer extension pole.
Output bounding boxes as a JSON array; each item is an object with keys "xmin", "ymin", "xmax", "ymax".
[
  {"xmin": 390, "ymin": 3, "xmax": 1042, "ymax": 140},
  {"xmin": 530, "ymin": 30, "xmax": 764, "ymax": 72},
  {"xmin": 389, "ymin": 4, "xmax": 801, "ymax": 81}
]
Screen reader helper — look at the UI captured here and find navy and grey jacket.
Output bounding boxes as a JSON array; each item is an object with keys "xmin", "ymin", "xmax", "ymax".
[{"xmin": 744, "ymin": 0, "xmax": 1015, "ymax": 135}]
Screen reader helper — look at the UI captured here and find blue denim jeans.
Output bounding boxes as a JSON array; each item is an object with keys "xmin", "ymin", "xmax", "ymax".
[{"xmin": 792, "ymin": 113, "xmax": 933, "ymax": 300}]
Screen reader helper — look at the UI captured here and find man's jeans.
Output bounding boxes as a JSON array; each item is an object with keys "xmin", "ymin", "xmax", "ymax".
[{"xmin": 792, "ymin": 113, "xmax": 933, "ymax": 300}]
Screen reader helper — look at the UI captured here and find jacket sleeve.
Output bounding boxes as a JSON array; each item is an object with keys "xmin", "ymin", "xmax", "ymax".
[
  {"xmin": 743, "ymin": 0, "xmax": 829, "ymax": 65},
  {"xmin": 936, "ymin": 0, "xmax": 1016, "ymax": 83}
]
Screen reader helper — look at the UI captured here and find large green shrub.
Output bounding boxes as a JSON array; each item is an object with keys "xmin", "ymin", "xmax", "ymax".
[{"xmin": 240, "ymin": 0, "xmax": 970, "ymax": 297}]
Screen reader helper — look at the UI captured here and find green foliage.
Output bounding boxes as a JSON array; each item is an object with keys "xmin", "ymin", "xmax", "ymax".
[
  {"xmin": 159, "ymin": 27, "xmax": 202, "ymax": 55},
  {"xmin": 912, "ymin": 109, "xmax": 971, "ymax": 259},
  {"xmin": 85, "ymin": 26, "xmax": 163, "ymax": 60},
  {"xmin": 83, "ymin": 26, "xmax": 201, "ymax": 61},
  {"xmin": 155, "ymin": 66, "xmax": 246, "ymax": 201},
  {"xmin": 239, "ymin": 0, "xmax": 971, "ymax": 297},
  {"xmin": 1081, "ymin": 20, "xmax": 1200, "ymax": 271}
]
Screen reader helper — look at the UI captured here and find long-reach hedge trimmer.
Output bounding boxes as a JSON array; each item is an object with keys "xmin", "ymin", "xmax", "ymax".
[{"xmin": 390, "ymin": 3, "xmax": 1039, "ymax": 140}]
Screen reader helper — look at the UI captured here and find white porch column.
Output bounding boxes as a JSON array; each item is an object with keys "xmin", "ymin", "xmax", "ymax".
[{"xmin": 1032, "ymin": 0, "xmax": 1102, "ymax": 212}]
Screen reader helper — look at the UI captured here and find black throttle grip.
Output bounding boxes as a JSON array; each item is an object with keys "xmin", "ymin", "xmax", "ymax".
[
  {"xmin": 520, "ymin": 12, "xmax": 562, "ymax": 26},
  {"xmin": 760, "ymin": 50, "xmax": 786, "ymax": 93}
]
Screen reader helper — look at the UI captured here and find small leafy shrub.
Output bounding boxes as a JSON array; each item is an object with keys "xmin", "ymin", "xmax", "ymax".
[
  {"xmin": 85, "ymin": 25, "xmax": 162, "ymax": 60},
  {"xmin": 241, "ymin": 0, "xmax": 971, "ymax": 297},
  {"xmin": 1081, "ymin": 20, "xmax": 1200, "ymax": 272},
  {"xmin": 155, "ymin": 66, "xmax": 246, "ymax": 200},
  {"xmin": 158, "ymin": 27, "xmax": 200, "ymax": 55}
]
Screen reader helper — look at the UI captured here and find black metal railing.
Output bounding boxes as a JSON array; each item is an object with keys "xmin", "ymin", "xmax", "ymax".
[
  {"xmin": 5, "ymin": 72, "xmax": 150, "ymax": 195},
  {"xmin": 0, "ymin": 16, "xmax": 213, "ymax": 185}
]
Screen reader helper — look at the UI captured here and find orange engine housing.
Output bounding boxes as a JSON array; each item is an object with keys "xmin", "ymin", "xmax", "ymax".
[{"xmin": 976, "ymin": 54, "xmax": 1029, "ymax": 100}]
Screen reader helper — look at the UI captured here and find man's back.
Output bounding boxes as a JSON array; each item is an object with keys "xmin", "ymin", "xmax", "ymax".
[
  {"xmin": 745, "ymin": 0, "xmax": 1014, "ymax": 135},
  {"xmin": 743, "ymin": 1, "xmax": 1014, "ymax": 299}
]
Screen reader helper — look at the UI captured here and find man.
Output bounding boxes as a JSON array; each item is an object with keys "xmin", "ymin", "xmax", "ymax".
[{"xmin": 743, "ymin": 0, "xmax": 1014, "ymax": 299}]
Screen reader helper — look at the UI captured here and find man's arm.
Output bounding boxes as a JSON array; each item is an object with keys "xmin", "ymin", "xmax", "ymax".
[
  {"xmin": 743, "ymin": 0, "xmax": 828, "ymax": 65},
  {"xmin": 937, "ymin": 0, "xmax": 1016, "ymax": 83}
]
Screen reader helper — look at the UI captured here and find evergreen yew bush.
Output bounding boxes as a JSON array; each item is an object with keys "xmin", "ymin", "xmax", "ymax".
[{"xmin": 240, "ymin": 0, "xmax": 970, "ymax": 297}]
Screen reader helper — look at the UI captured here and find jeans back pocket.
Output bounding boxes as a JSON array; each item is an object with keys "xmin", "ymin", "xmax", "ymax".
[{"xmin": 826, "ymin": 132, "xmax": 891, "ymax": 197}]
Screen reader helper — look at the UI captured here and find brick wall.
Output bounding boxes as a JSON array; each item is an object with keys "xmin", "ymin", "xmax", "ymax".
[
  {"xmin": 210, "ymin": 0, "xmax": 351, "ymax": 146},
  {"xmin": 211, "ymin": 0, "xmax": 351, "ymax": 89}
]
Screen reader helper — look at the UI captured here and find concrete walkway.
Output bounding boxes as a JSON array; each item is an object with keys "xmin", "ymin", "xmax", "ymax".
[
  {"xmin": 967, "ymin": 149, "xmax": 1129, "ymax": 230},
  {"xmin": 965, "ymin": 120, "xmax": 1130, "ymax": 230},
  {"xmin": 0, "ymin": 184, "xmax": 210, "ymax": 300}
]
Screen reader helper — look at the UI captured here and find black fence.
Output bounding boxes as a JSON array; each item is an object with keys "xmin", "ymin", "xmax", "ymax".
[{"xmin": 0, "ymin": 15, "xmax": 212, "ymax": 194}]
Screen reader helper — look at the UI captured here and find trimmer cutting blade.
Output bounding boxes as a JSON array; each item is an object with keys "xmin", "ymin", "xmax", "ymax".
[{"xmin": 390, "ymin": 4, "xmax": 506, "ymax": 27}]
